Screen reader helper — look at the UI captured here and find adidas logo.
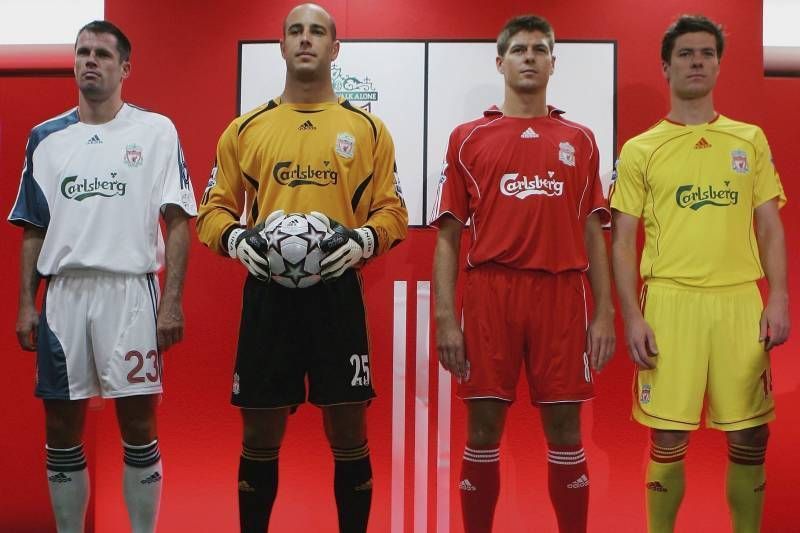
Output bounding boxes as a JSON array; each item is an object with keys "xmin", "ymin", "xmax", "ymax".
[
  {"xmin": 646, "ymin": 481, "xmax": 668, "ymax": 492},
  {"xmin": 48, "ymin": 472, "xmax": 72, "ymax": 483},
  {"xmin": 459, "ymin": 479, "xmax": 477, "ymax": 492},
  {"xmin": 238, "ymin": 480, "xmax": 256, "ymax": 493},
  {"xmin": 694, "ymin": 137, "xmax": 711, "ymax": 149},
  {"xmin": 754, "ymin": 482, "xmax": 766, "ymax": 493},
  {"xmin": 520, "ymin": 127, "xmax": 539, "ymax": 139},
  {"xmin": 298, "ymin": 120, "xmax": 316, "ymax": 131},
  {"xmin": 567, "ymin": 474, "xmax": 590, "ymax": 489},
  {"xmin": 354, "ymin": 479, "xmax": 373, "ymax": 492},
  {"xmin": 140, "ymin": 472, "xmax": 162, "ymax": 484},
  {"xmin": 87, "ymin": 134, "xmax": 102, "ymax": 145}
]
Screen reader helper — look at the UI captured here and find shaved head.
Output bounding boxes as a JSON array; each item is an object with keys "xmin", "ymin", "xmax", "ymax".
[{"xmin": 283, "ymin": 3, "xmax": 337, "ymax": 40}]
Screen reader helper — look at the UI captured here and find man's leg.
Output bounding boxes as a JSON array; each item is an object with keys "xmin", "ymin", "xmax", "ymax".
[
  {"xmin": 540, "ymin": 402, "xmax": 589, "ymax": 533},
  {"xmin": 646, "ymin": 429, "xmax": 689, "ymax": 533},
  {"xmin": 322, "ymin": 403, "xmax": 371, "ymax": 533},
  {"xmin": 44, "ymin": 399, "xmax": 90, "ymax": 533},
  {"xmin": 726, "ymin": 424, "xmax": 769, "ymax": 533},
  {"xmin": 460, "ymin": 399, "xmax": 508, "ymax": 533},
  {"xmin": 239, "ymin": 407, "xmax": 290, "ymax": 533},
  {"xmin": 115, "ymin": 394, "xmax": 161, "ymax": 533}
]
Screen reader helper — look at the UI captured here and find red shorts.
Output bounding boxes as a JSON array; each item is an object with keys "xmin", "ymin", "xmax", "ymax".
[{"xmin": 459, "ymin": 264, "xmax": 593, "ymax": 404}]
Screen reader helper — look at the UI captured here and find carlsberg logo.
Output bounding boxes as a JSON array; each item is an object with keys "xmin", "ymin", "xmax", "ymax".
[
  {"xmin": 272, "ymin": 161, "xmax": 338, "ymax": 187},
  {"xmin": 675, "ymin": 183, "xmax": 739, "ymax": 210},
  {"xmin": 61, "ymin": 175, "xmax": 127, "ymax": 201}
]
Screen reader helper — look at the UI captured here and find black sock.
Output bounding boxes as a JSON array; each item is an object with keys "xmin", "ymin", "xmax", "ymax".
[
  {"xmin": 238, "ymin": 445, "xmax": 279, "ymax": 533},
  {"xmin": 332, "ymin": 442, "xmax": 372, "ymax": 533}
]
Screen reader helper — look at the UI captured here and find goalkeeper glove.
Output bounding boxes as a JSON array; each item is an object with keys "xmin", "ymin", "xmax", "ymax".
[
  {"xmin": 225, "ymin": 210, "xmax": 285, "ymax": 282},
  {"xmin": 310, "ymin": 211, "xmax": 376, "ymax": 280}
]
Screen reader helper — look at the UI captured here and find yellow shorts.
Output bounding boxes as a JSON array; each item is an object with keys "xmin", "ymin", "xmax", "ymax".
[{"xmin": 632, "ymin": 280, "xmax": 774, "ymax": 431}]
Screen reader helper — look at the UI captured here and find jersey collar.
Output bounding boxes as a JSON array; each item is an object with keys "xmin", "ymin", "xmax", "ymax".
[
  {"xmin": 663, "ymin": 113, "xmax": 721, "ymax": 127},
  {"xmin": 483, "ymin": 104, "xmax": 565, "ymax": 117}
]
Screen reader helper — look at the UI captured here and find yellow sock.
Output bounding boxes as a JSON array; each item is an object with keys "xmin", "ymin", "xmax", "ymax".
[
  {"xmin": 646, "ymin": 459, "xmax": 685, "ymax": 533},
  {"xmin": 727, "ymin": 442, "xmax": 767, "ymax": 533}
]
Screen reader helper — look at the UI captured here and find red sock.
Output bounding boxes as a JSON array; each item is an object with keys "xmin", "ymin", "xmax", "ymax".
[
  {"xmin": 460, "ymin": 445, "xmax": 500, "ymax": 533},
  {"xmin": 547, "ymin": 443, "xmax": 589, "ymax": 533}
]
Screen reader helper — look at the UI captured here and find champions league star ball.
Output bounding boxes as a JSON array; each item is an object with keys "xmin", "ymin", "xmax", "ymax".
[{"xmin": 261, "ymin": 213, "xmax": 332, "ymax": 288}]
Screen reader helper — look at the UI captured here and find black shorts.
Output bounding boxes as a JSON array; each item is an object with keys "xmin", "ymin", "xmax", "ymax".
[{"xmin": 232, "ymin": 269, "xmax": 375, "ymax": 409}]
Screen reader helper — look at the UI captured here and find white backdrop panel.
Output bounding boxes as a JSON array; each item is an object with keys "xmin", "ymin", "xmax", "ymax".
[
  {"xmin": 240, "ymin": 42, "xmax": 426, "ymax": 225},
  {"xmin": 426, "ymin": 41, "xmax": 615, "ymax": 223},
  {"xmin": 240, "ymin": 41, "xmax": 615, "ymax": 226}
]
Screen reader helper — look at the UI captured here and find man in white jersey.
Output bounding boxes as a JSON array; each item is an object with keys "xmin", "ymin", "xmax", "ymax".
[{"xmin": 9, "ymin": 20, "xmax": 196, "ymax": 533}]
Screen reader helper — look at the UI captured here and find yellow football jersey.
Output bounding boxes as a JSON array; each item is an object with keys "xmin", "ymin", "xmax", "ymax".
[
  {"xmin": 197, "ymin": 97, "xmax": 408, "ymax": 256},
  {"xmin": 610, "ymin": 115, "xmax": 786, "ymax": 287}
]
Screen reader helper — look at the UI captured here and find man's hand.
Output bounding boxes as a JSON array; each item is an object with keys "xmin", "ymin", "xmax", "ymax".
[
  {"xmin": 587, "ymin": 308, "xmax": 616, "ymax": 372},
  {"xmin": 311, "ymin": 212, "xmax": 376, "ymax": 280},
  {"xmin": 760, "ymin": 293, "xmax": 790, "ymax": 350},
  {"xmin": 436, "ymin": 316, "xmax": 469, "ymax": 382},
  {"xmin": 624, "ymin": 314, "xmax": 659, "ymax": 369},
  {"xmin": 156, "ymin": 297, "xmax": 184, "ymax": 351},
  {"xmin": 227, "ymin": 210, "xmax": 284, "ymax": 282},
  {"xmin": 16, "ymin": 303, "xmax": 39, "ymax": 351}
]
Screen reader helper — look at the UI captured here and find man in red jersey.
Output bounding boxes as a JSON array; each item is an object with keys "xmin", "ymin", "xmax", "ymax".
[{"xmin": 431, "ymin": 15, "xmax": 615, "ymax": 533}]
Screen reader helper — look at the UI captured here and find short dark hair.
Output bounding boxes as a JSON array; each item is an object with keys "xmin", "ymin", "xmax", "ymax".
[
  {"xmin": 75, "ymin": 20, "xmax": 132, "ymax": 62},
  {"xmin": 497, "ymin": 15, "xmax": 554, "ymax": 56},
  {"xmin": 661, "ymin": 15, "xmax": 724, "ymax": 63}
]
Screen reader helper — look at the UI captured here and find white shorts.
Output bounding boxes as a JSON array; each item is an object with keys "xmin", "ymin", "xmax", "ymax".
[{"xmin": 35, "ymin": 270, "xmax": 163, "ymax": 400}]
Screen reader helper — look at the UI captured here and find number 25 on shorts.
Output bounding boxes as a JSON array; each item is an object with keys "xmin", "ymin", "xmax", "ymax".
[{"xmin": 350, "ymin": 354, "xmax": 370, "ymax": 386}]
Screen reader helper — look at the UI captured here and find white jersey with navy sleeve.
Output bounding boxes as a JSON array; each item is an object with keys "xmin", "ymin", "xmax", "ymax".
[{"xmin": 8, "ymin": 103, "xmax": 197, "ymax": 276}]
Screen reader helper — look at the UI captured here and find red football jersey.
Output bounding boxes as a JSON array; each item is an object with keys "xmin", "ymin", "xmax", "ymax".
[{"xmin": 431, "ymin": 106, "xmax": 609, "ymax": 272}]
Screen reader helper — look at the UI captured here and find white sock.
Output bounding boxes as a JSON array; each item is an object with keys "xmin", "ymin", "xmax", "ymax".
[
  {"xmin": 123, "ymin": 439, "xmax": 163, "ymax": 533},
  {"xmin": 46, "ymin": 443, "xmax": 89, "ymax": 533}
]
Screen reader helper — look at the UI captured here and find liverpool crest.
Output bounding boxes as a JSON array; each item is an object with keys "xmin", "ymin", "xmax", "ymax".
[
  {"xmin": 336, "ymin": 133, "xmax": 355, "ymax": 159},
  {"xmin": 559, "ymin": 141, "xmax": 576, "ymax": 167},
  {"xmin": 731, "ymin": 149, "xmax": 749, "ymax": 174},
  {"xmin": 124, "ymin": 144, "xmax": 144, "ymax": 168}
]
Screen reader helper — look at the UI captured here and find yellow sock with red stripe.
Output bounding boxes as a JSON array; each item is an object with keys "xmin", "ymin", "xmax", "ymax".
[
  {"xmin": 727, "ymin": 442, "xmax": 767, "ymax": 533},
  {"xmin": 646, "ymin": 440, "xmax": 688, "ymax": 533}
]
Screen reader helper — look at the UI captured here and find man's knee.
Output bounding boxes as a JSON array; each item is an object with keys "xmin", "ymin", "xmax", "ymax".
[
  {"xmin": 323, "ymin": 404, "xmax": 368, "ymax": 448},
  {"xmin": 116, "ymin": 396, "xmax": 159, "ymax": 444},
  {"xmin": 651, "ymin": 429, "xmax": 690, "ymax": 449},
  {"xmin": 119, "ymin": 415, "xmax": 157, "ymax": 444},
  {"xmin": 466, "ymin": 400, "xmax": 508, "ymax": 448},
  {"xmin": 241, "ymin": 408, "xmax": 290, "ymax": 448},
  {"xmin": 727, "ymin": 424, "xmax": 769, "ymax": 447},
  {"xmin": 541, "ymin": 404, "xmax": 582, "ymax": 446},
  {"xmin": 44, "ymin": 400, "xmax": 87, "ymax": 447},
  {"xmin": 542, "ymin": 417, "xmax": 581, "ymax": 446}
]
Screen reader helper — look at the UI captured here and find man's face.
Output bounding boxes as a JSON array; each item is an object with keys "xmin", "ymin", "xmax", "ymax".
[
  {"xmin": 496, "ymin": 30, "xmax": 555, "ymax": 94},
  {"xmin": 280, "ymin": 5, "xmax": 339, "ymax": 82},
  {"xmin": 663, "ymin": 31, "xmax": 720, "ymax": 100},
  {"xmin": 74, "ymin": 31, "xmax": 129, "ymax": 101}
]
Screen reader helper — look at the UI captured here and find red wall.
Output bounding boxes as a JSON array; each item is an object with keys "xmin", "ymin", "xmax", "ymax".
[{"xmin": 1, "ymin": 0, "xmax": 798, "ymax": 531}]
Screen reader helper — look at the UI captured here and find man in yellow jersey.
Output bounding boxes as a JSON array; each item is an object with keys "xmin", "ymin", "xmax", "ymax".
[
  {"xmin": 610, "ymin": 14, "xmax": 789, "ymax": 533},
  {"xmin": 196, "ymin": 4, "xmax": 407, "ymax": 532}
]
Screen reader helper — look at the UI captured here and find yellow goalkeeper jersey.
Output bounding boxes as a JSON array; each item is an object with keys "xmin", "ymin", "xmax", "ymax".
[
  {"xmin": 610, "ymin": 115, "xmax": 786, "ymax": 287},
  {"xmin": 197, "ymin": 97, "xmax": 408, "ymax": 256}
]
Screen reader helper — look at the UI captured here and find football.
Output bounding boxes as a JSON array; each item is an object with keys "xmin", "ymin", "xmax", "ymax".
[{"xmin": 261, "ymin": 213, "xmax": 332, "ymax": 288}]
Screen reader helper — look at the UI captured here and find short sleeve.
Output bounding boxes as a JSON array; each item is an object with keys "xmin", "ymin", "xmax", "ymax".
[
  {"xmin": 430, "ymin": 127, "xmax": 470, "ymax": 226},
  {"xmin": 752, "ymin": 128, "xmax": 786, "ymax": 209},
  {"xmin": 584, "ymin": 131, "xmax": 610, "ymax": 224},
  {"xmin": 609, "ymin": 141, "xmax": 646, "ymax": 218},
  {"xmin": 160, "ymin": 124, "xmax": 197, "ymax": 217},
  {"xmin": 8, "ymin": 132, "xmax": 50, "ymax": 228}
]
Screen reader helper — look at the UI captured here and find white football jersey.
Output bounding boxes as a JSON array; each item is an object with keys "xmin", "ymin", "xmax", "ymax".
[{"xmin": 9, "ymin": 104, "xmax": 197, "ymax": 275}]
